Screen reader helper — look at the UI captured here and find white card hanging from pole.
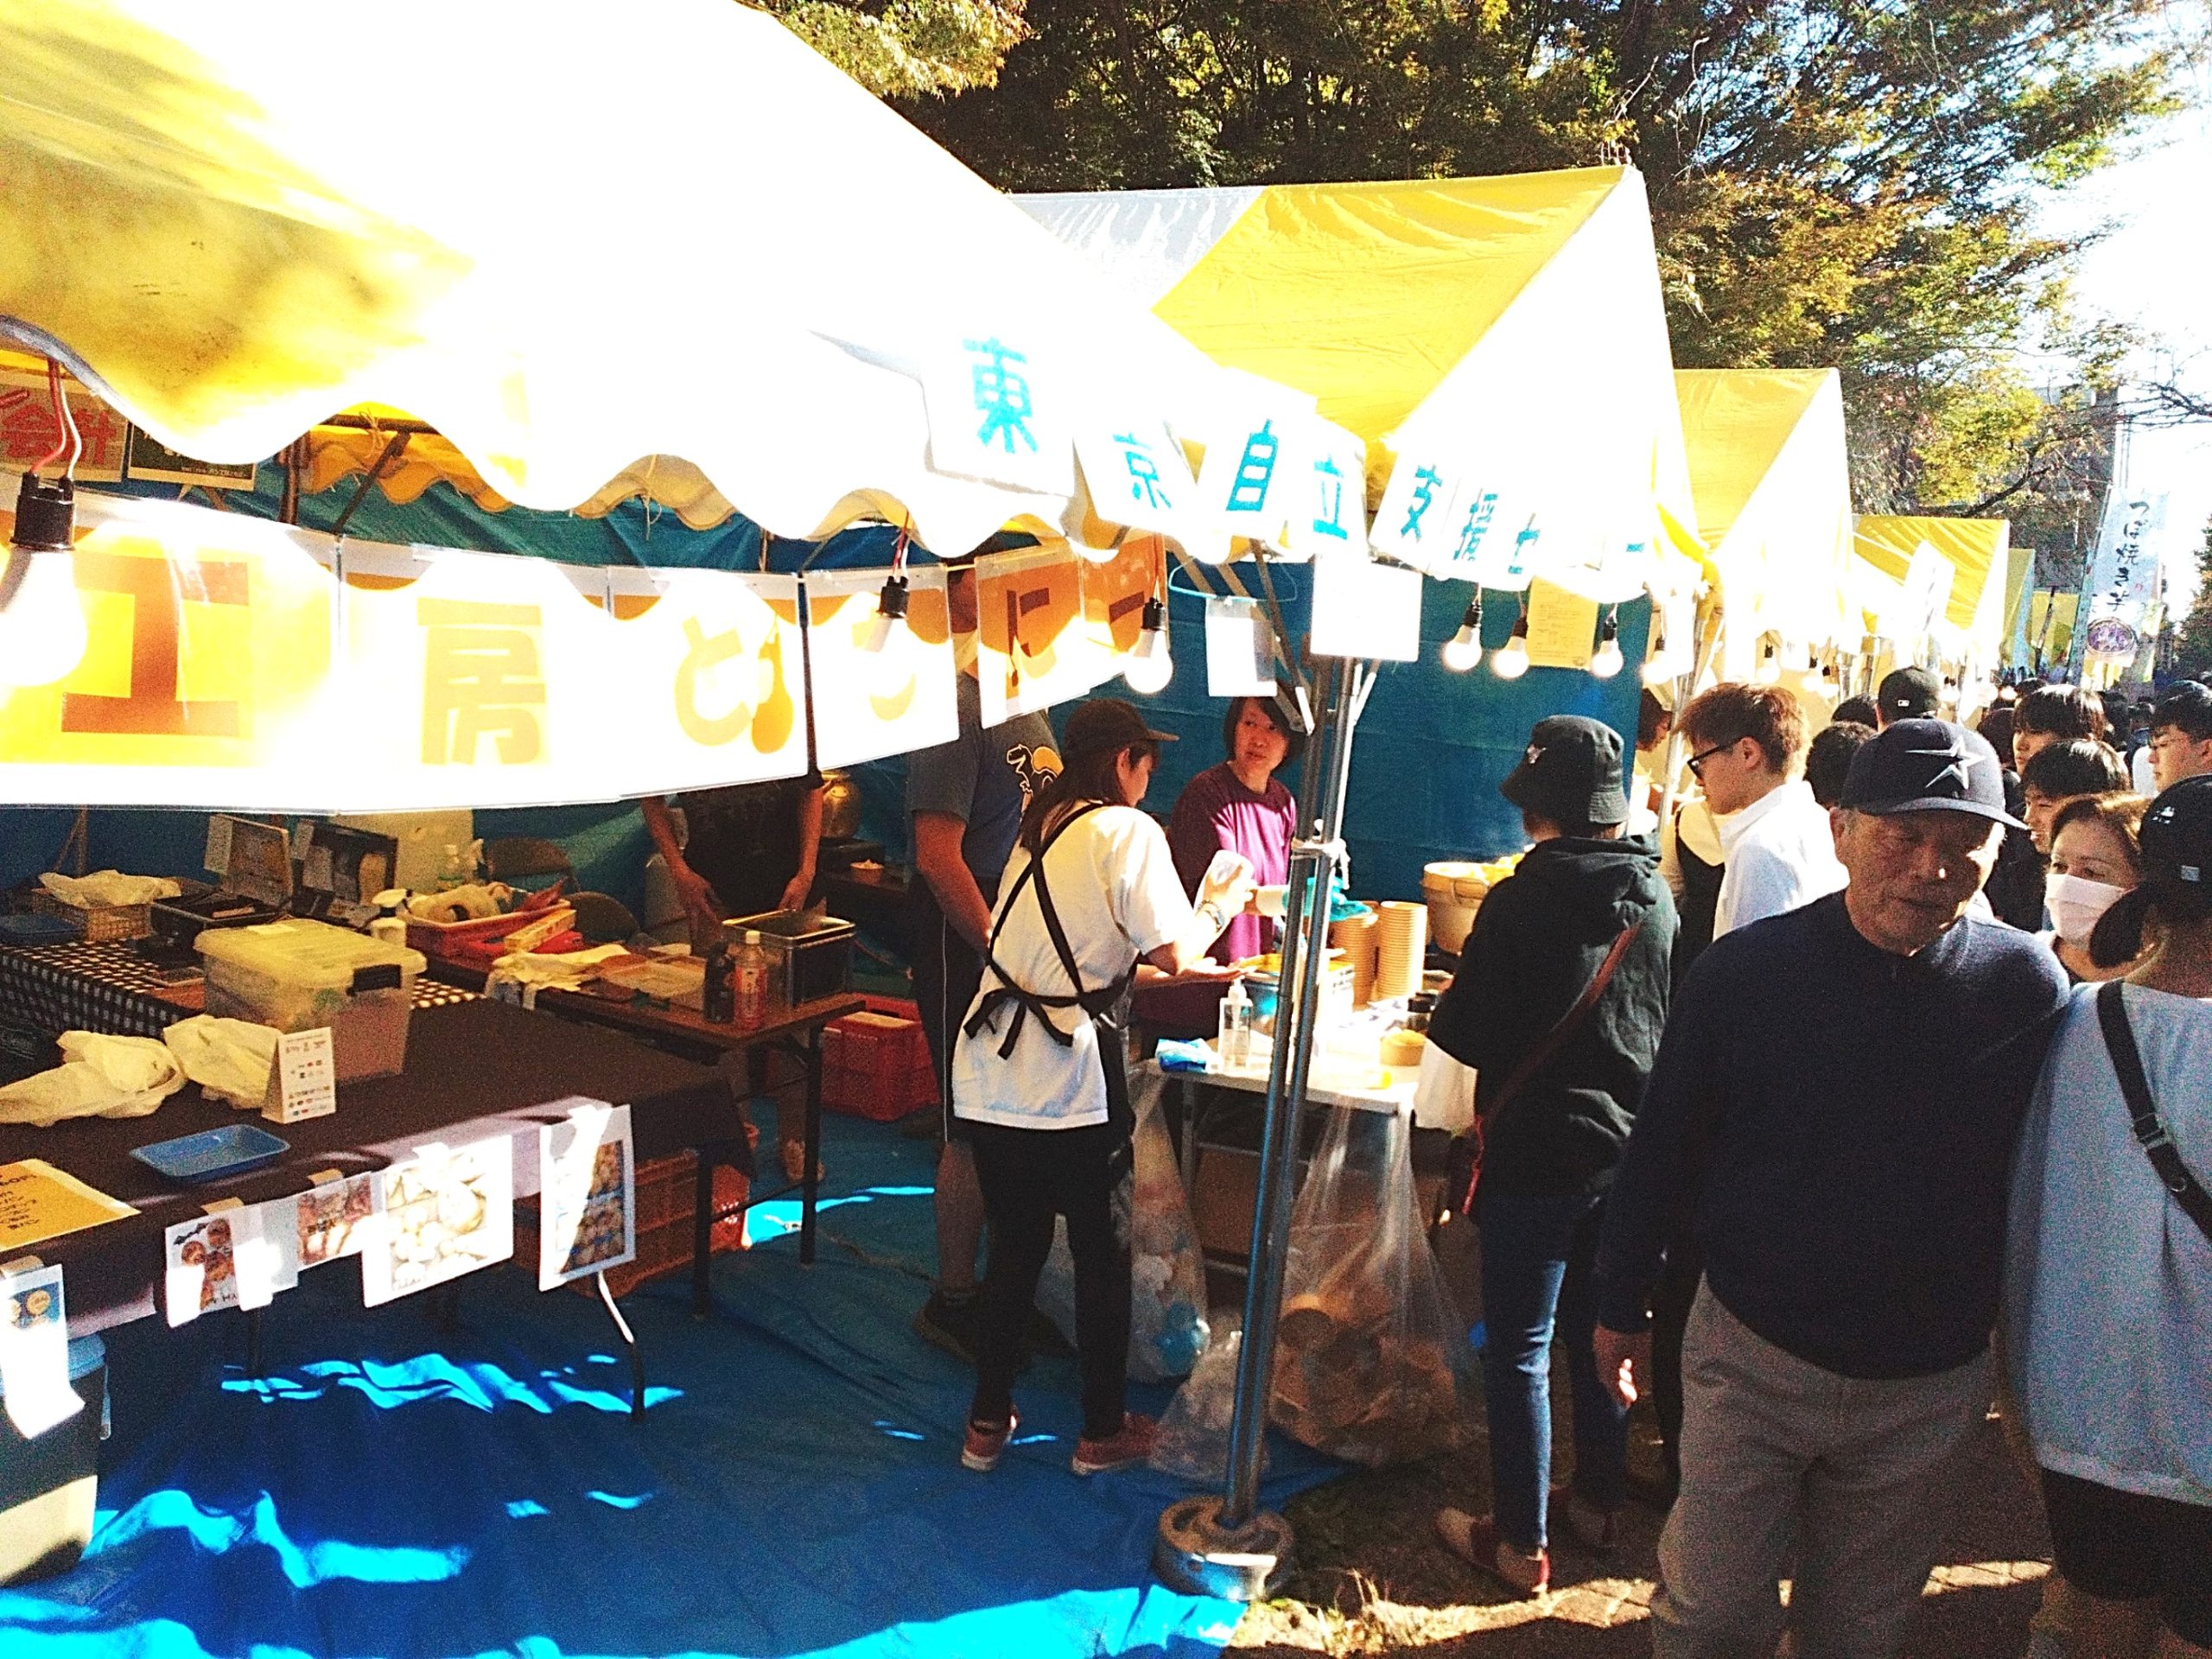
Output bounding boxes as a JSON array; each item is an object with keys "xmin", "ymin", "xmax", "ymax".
[
  {"xmin": 537, "ymin": 1102, "xmax": 636, "ymax": 1291},
  {"xmin": 1307, "ymin": 558, "xmax": 1423, "ymax": 663},
  {"xmin": 0, "ymin": 1259, "xmax": 81, "ymax": 1437},
  {"xmin": 1205, "ymin": 596, "xmax": 1277, "ymax": 697}
]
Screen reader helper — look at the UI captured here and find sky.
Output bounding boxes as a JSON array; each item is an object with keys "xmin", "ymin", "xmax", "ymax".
[{"xmin": 2034, "ymin": 2, "xmax": 2212, "ymax": 606}]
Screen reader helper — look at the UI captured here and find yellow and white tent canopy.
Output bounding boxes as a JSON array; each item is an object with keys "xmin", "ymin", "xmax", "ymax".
[
  {"xmin": 1853, "ymin": 514, "xmax": 2012, "ymax": 677},
  {"xmin": 1021, "ymin": 168, "xmax": 1700, "ymax": 603},
  {"xmin": 1675, "ymin": 369, "xmax": 1857, "ymax": 678},
  {"xmin": 0, "ymin": 0, "xmax": 1248, "ymax": 560}
]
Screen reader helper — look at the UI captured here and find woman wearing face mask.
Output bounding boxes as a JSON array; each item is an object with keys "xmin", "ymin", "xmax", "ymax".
[
  {"xmin": 2006, "ymin": 776, "xmax": 2212, "ymax": 1659},
  {"xmin": 2044, "ymin": 794, "xmax": 2147, "ymax": 983}
]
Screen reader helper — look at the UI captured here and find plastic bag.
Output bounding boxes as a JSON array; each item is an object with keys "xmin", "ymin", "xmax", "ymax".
[
  {"xmin": 1268, "ymin": 1103, "xmax": 1463, "ymax": 1465},
  {"xmin": 1149, "ymin": 1315, "xmax": 1264, "ymax": 1483},
  {"xmin": 36, "ymin": 869, "xmax": 181, "ymax": 908},
  {"xmin": 1037, "ymin": 1080, "xmax": 1209, "ymax": 1382},
  {"xmin": 0, "ymin": 1030, "xmax": 186, "ymax": 1126},
  {"xmin": 162, "ymin": 1014, "xmax": 281, "ymax": 1109}
]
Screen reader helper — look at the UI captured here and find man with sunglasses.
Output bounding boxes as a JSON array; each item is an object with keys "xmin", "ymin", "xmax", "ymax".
[{"xmin": 1678, "ymin": 683, "xmax": 1845, "ymax": 939}]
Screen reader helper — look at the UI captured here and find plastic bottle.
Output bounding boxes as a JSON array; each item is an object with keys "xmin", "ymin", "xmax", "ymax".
[
  {"xmin": 1217, "ymin": 976, "xmax": 1253, "ymax": 1072},
  {"xmin": 733, "ymin": 929, "xmax": 771, "ymax": 1027},
  {"xmin": 702, "ymin": 938, "xmax": 736, "ymax": 1023},
  {"xmin": 435, "ymin": 842, "xmax": 471, "ymax": 892}
]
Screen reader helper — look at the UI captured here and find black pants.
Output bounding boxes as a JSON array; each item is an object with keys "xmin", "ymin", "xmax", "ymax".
[
  {"xmin": 1649, "ymin": 1244, "xmax": 1703, "ymax": 1486},
  {"xmin": 2043, "ymin": 1467, "xmax": 2212, "ymax": 1646},
  {"xmin": 909, "ymin": 894, "xmax": 983, "ymax": 1141},
  {"xmin": 967, "ymin": 1118, "xmax": 1133, "ymax": 1440}
]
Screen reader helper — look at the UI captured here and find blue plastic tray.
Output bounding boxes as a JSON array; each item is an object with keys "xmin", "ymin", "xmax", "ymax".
[{"xmin": 130, "ymin": 1124, "xmax": 290, "ymax": 1185}]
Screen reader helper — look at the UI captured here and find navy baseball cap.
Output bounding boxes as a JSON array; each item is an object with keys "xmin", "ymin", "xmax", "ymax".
[
  {"xmin": 1878, "ymin": 666, "xmax": 1942, "ymax": 723},
  {"xmin": 1062, "ymin": 697, "xmax": 1177, "ymax": 760},
  {"xmin": 1839, "ymin": 718, "xmax": 2025, "ymax": 830},
  {"xmin": 1501, "ymin": 715, "xmax": 1630, "ymax": 827},
  {"xmin": 2139, "ymin": 774, "xmax": 2212, "ymax": 887}
]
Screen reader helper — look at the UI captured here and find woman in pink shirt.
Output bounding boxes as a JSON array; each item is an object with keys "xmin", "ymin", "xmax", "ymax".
[{"xmin": 1166, "ymin": 694, "xmax": 1303, "ymax": 963}]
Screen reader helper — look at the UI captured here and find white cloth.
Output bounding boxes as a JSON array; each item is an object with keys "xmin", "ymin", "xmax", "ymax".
[
  {"xmin": 2006, "ymin": 983, "xmax": 2212, "ymax": 1506},
  {"xmin": 0, "ymin": 1031, "xmax": 186, "ymax": 1126},
  {"xmin": 953, "ymin": 804, "xmax": 1192, "ymax": 1130},
  {"xmin": 1712, "ymin": 780, "xmax": 1846, "ymax": 938},
  {"xmin": 162, "ymin": 1014, "xmax": 280, "ymax": 1109},
  {"xmin": 36, "ymin": 869, "xmax": 180, "ymax": 908}
]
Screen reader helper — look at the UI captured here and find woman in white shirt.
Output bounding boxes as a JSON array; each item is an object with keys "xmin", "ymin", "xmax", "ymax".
[
  {"xmin": 2007, "ymin": 776, "xmax": 2212, "ymax": 1658},
  {"xmin": 954, "ymin": 698, "xmax": 1254, "ymax": 1478}
]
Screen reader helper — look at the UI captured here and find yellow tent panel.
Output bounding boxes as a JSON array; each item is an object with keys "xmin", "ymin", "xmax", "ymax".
[{"xmin": 1854, "ymin": 514, "xmax": 2011, "ymax": 671}]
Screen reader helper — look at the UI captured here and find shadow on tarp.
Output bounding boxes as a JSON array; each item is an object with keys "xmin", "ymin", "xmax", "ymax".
[{"xmin": 0, "ymin": 1112, "xmax": 1337, "ymax": 1659}]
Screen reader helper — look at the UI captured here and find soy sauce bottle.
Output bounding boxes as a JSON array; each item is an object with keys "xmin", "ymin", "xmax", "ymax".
[{"xmin": 702, "ymin": 938, "xmax": 737, "ymax": 1023}]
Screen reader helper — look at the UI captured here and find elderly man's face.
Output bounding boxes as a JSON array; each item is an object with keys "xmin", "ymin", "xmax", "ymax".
[{"xmin": 1833, "ymin": 807, "xmax": 2004, "ymax": 955}]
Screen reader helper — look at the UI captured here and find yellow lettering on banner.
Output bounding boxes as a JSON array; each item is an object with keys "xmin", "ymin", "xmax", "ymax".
[
  {"xmin": 673, "ymin": 616, "xmax": 753, "ymax": 747},
  {"xmin": 1082, "ymin": 534, "xmax": 1166, "ymax": 658},
  {"xmin": 977, "ymin": 543, "xmax": 1089, "ymax": 719},
  {"xmin": 418, "ymin": 599, "xmax": 544, "ymax": 766},
  {"xmin": 62, "ymin": 547, "xmax": 249, "ymax": 736}
]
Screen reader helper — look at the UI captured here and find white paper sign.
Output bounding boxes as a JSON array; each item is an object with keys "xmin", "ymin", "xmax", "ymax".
[
  {"xmin": 1074, "ymin": 419, "xmax": 1199, "ymax": 548},
  {"xmin": 537, "ymin": 1102, "xmax": 636, "ymax": 1290},
  {"xmin": 360, "ymin": 1136, "xmax": 515, "ymax": 1306},
  {"xmin": 263, "ymin": 1027, "xmax": 337, "ymax": 1125},
  {"xmin": 0, "ymin": 1262, "xmax": 82, "ymax": 1437},
  {"xmin": 1370, "ymin": 453, "xmax": 1465, "ymax": 569},
  {"xmin": 920, "ymin": 334, "xmax": 1075, "ymax": 496},
  {"xmin": 295, "ymin": 1171, "xmax": 382, "ymax": 1268},
  {"xmin": 1205, "ymin": 596, "xmax": 1277, "ymax": 698},
  {"xmin": 163, "ymin": 1202, "xmax": 301, "ymax": 1325},
  {"xmin": 1307, "ymin": 558, "xmax": 1423, "ymax": 663}
]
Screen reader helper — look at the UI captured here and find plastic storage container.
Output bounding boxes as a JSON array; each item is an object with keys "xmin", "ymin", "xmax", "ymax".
[
  {"xmin": 0, "ymin": 1333, "xmax": 105, "ymax": 1586},
  {"xmin": 197, "ymin": 918, "xmax": 425, "ymax": 1082}
]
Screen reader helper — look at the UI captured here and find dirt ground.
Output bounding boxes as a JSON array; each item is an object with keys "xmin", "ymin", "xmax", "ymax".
[{"xmin": 1229, "ymin": 1379, "xmax": 2050, "ymax": 1657}]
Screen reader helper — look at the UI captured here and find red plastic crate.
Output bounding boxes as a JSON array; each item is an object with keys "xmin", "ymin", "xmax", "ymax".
[{"xmin": 821, "ymin": 996, "xmax": 938, "ymax": 1121}]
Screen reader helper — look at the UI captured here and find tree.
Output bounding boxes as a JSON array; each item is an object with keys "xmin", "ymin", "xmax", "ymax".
[
  {"xmin": 2168, "ymin": 515, "xmax": 2212, "ymax": 682},
  {"xmin": 753, "ymin": 0, "xmax": 1028, "ymax": 99},
  {"xmin": 899, "ymin": 1, "xmax": 2198, "ymax": 515}
]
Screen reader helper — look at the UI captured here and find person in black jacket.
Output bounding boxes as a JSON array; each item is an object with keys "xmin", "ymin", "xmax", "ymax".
[{"xmin": 1429, "ymin": 715, "xmax": 1679, "ymax": 1597}]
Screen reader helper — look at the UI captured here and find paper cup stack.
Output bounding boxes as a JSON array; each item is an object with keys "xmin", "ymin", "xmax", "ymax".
[
  {"xmin": 1374, "ymin": 901, "xmax": 1428, "ymax": 1001},
  {"xmin": 1329, "ymin": 909, "xmax": 1379, "ymax": 1007},
  {"xmin": 1420, "ymin": 861, "xmax": 1489, "ymax": 954}
]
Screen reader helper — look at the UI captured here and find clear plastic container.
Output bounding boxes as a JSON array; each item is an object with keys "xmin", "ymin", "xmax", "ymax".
[{"xmin": 196, "ymin": 918, "xmax": 425, "ymax": 1081}]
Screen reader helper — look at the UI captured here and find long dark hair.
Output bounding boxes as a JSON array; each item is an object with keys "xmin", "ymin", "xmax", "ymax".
[{"xmin": 1018, "ymin": 741, "xmax": 1154, "ymax": 854}]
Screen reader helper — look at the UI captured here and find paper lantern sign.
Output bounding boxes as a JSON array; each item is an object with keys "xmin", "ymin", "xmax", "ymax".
[
  {"xmin": 976, "ymin": 540, "xmax": 1111, "ymax": 728},
  {"xmin": 804, "ymin": 565, "xmax": 959, "ymax": 770}
]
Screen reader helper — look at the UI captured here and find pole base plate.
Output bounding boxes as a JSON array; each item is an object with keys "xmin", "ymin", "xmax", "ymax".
[{"xmin": 1153, "ymin": 1495, "xmax": 1295, "ymax": 1602}]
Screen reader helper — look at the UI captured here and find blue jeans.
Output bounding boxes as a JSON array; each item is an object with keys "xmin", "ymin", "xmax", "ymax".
[{"xmin": 1478, "ymin": 1188, "xmax": 1628, "ymax": 1552}]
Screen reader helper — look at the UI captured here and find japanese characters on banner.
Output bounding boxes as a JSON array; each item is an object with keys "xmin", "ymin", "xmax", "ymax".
[
  {"xmin": 0, "ymin": 490, "xmax": 809, "ymax": 809},
  {"xmin": 976, "ymin": 541, "xmax": 1109, "ymax": 728},
  {"xmin": 804, "ymin": 565, "xmax": 959, "ymax": 769},
  {"xmin": 2077, "ymin": 492, "xmax": 2166, "ymax": 665},
  {"xmin": 920, "ymin": 335, "xmax": 1077, "ymax": 498},
  {"xmin": 1371, "ymin": 449, "xmax": 1542, "ymax": 591},
  {"xmin": 1078, "ymin": 534, "xmax": 1169, "ymax": 662},
  {"xmin": 1072, "ymin": 420, "xmax": 1215, "ymax": 562}
]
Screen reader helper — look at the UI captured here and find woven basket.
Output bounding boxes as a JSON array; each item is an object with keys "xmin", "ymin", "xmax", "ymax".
[{"xmin": 28, "ymin": 890, "xmax": 153, "ymax": 943}]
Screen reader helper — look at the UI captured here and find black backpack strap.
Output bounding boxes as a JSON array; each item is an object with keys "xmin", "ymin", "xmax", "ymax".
[{"xmin": 2096, "ymin": 980, "xmax": 2212, "ymax": 1249}]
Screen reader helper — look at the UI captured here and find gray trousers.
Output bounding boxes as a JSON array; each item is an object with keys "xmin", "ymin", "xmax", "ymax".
[{"xmin": 1650, "ymin": 1283, "xmax": 1992, "ymax": 1659}]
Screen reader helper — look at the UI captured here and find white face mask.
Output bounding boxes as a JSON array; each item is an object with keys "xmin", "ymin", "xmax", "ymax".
[{"xmin": 2046, "ymin": 873, "xmax": 2128, "ymax": 946}]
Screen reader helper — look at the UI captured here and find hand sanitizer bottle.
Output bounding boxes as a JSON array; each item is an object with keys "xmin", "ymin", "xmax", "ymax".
[{"xmin": 1217, "ymin": 975, "xmax": 1253, "ymax": 1071}]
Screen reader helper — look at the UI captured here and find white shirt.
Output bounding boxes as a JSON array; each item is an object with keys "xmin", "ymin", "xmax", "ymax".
[
  {"xmin": 1712, "ymin": 779, "xmax": 1847, "ymax": 938},
  {"xmin": 2133, "ymin": 743, "xmax": 2157, "ymax": 796},
  {"xmin": 2007, "ymin": 984, "xmax": 2212, "ymax": 1504},
  {"xmin": 952, "ymin": 804, "xmax": 1192, "ymax": 1129}
]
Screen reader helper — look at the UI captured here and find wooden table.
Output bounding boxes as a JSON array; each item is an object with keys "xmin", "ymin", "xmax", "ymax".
[{"xmin": 426, "ymin": 962, "xmax": 863, "ymax": 1287}]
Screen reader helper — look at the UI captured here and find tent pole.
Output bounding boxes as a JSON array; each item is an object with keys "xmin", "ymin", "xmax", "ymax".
[{"xmin": 1155, "ymin": 652, "xmax": 1361, "ymax": 1600}]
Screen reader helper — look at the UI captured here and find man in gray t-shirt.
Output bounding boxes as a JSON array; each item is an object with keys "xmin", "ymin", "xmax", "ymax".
[{"xmin": 906, "ymin": 567, "xmax": 1060, "ymax": 1361}]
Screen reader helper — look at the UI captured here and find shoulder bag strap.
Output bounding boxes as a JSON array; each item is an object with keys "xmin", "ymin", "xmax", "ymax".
[
  {"xmin": 2095, "ymin": 979, "xmax": 2212, "ymax": 1248},
  {"xmin": 1448, "ymin": 920, "xmax": 1642, "ymax": 1217}
]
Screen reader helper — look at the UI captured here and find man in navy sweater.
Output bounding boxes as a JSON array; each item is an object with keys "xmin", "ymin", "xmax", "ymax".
[{"xmin": 1593, "ymin": 720, "xmax": 2069, "ymax": 1657}]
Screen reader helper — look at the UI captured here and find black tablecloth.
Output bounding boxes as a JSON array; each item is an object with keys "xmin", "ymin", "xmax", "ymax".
[{"xmin": 0, "ymin": 998, "xmax": 746, "ymax": 1333}]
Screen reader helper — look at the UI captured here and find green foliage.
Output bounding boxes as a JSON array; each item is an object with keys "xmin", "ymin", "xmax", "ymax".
[
  {"xmin": 2169, "ymin": 515, "xmax": 2212, "ymax": 682},
  {"xmin": 753, "ymin": 0, "xmax": 1028, "ymax": 99},
  {"xmin": 896, "ymin": 0, "xmax": 2197, "ymax": 521}
]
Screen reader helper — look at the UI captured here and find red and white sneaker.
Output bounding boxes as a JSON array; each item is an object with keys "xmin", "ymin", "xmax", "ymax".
[
  {"xmin": 1433, "ymin": 1507, "xmax": 1550, "ymax": 1597},
  {"xmin": 962, "ymin": 1410, "xmax": 1017, "ymax": 1472},
  {"xmin": 1070, "ymin": 1412, "xmax": 1160, "ymax": 1476}
]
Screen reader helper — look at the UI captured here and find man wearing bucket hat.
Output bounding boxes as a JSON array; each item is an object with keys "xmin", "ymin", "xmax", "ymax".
[
  {"xmin": 1592, "ymin": 719, "xmax": 2069, "ymax": 1656},
  {"xmin": 1429, "ymin": 716, "xmax": 1677, "ymax": 1595}
]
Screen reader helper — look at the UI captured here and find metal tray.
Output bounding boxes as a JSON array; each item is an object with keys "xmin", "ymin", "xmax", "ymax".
[{"xmin": 130, "ymin": 1124, "xmax": 291, "ymax": 1185}]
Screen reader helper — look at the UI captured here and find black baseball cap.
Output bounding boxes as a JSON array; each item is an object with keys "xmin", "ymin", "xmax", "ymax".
[
  {"xmin": 1878, "ymin": 666, "xmax": 1942, "ymax": 723},
  {"xmin": 1501, "ymin": 715, "xmax": 1629, "ymax": 828},
  {"xmin": 1839, "ymin": 718, "xmax": 2025, "ymax": 829},
  {"xmin": 2139, "ymin": 774, "xmax": 2212, "ymax": 887},
  {"xmin": 1061, "ymin": 697, "xmax": 1178, "ymax": 760}
]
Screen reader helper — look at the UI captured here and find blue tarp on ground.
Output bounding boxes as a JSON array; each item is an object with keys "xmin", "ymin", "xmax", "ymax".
[{"xmin": 0, "ymin": 1111, "xmax": 1334, "ymax": 1659}]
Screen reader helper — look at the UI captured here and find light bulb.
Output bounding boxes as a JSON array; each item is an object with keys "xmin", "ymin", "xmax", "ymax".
[
  {"xmin": 1441, "ymin": 598, "xmax": 1484, "ymax": 672},
  {"xmin": 1641, "ymin": 655, "xmax": 1675, "ymax": 687},
  {"xmin": 1491, "ymin": 616, "xmax": 1530, "ymax": 680},
  {"xmin": 1754, "ymin": 643, "xmax": 1782, "ymax": 685},
  {"xmin": 858, "ymin": 573, "xmax": 917, "ymax": 702},
  {"xmin": 1588, "ymin": 611, "xmax": 1623, "ymax": 677},
  {"xmin": 0, "ymin": 549, "xmax": 89, "ymax": 688},
  {"xmin": 1123, "ymin": 598, "xmax": 1173, "ymax": 694}
]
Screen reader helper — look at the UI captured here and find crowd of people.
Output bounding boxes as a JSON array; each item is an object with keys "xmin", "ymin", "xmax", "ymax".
[
  {"xmin": 880, "ymin": 601, "xmax": 2209, "ymax": 1655},
  {"xmin": 1427, "ymin": 668, "xmax": 2212, "ymax": 1659}
]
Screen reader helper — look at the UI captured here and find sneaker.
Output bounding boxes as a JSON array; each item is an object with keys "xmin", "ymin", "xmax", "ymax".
[
  {"xmin": 1550, "ymin": 1485, "xmax": 1620, "ymax": 1553},
  {"xmin": 1071, "ymin": 1412, "xmax": 1160, "ymax": 1476},
  {"xmin": 1433, "ymin": 1507, "xmax": 1549, "ymax": 1597},
  {"xmin": 912, "ymin": 1291, "xmax": 982, "ymax": 1365},
  {"xmin": 962, "ymin": 1409, "xmax": 1017, "ymax": 1472}
]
